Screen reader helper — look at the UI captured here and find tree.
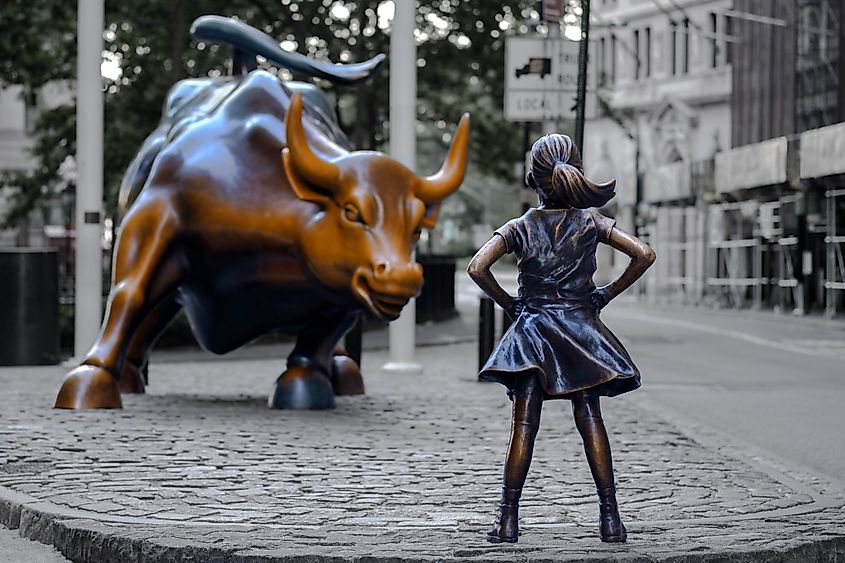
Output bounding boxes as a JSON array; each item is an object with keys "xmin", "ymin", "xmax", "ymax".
[{"xmin": 1, "ymin": 0, "xmax": 553, "ymax": 239}]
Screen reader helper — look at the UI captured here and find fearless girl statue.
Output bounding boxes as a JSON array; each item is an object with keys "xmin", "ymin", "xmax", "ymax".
[{"xmin": 468, "ymin": 133, "xmax": 656, "ymax": 543}]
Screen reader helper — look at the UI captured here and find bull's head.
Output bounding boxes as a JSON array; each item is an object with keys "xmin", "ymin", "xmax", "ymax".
[{"xmin": 282, "ymin": 93, "xmax": 469, "ymax": 321}]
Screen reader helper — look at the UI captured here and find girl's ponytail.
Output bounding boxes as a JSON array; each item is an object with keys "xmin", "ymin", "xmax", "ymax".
[{"xmin": 528, "ymin": 134, "xmax": 615, "ymax": 209}]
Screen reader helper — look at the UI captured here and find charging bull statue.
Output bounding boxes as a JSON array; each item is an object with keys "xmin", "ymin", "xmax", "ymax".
[{"xmin": 55, "ymin": 16, "xmax": 469, "ymax": 410}]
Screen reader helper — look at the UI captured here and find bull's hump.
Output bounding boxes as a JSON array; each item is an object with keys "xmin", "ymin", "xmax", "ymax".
[{"xmin": 219, "ymin": 70, "xmax": 288, "ymax": 121}]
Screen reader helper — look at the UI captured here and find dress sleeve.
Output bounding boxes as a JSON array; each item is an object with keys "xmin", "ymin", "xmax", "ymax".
[
  {"xmin": 590, "ymin": 210, "xmax": 617, "ymax": 244},
  {"xmin": 494, "ymin": 218, "xmax": 524, "ymax": 255}
]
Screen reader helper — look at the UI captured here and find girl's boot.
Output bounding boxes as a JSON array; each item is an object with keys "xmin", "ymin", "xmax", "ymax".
[
  {"xmin": 597, "ymin": 486, "xmax": 627, "ymax": 542},
  {"xmin": 487, "ymin": 487, "xmax": 521, "ymax": 543}
]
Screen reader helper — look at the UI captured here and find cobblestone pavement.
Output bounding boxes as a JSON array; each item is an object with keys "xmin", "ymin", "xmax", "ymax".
[{"xmin": 1, "ymin": 342, "xmax": 844, "ymax": 562}]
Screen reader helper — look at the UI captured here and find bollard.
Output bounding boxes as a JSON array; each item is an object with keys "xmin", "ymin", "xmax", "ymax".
[
  {"xmin": 478, "ymin": 296, "xmax": 495, "ymax": 375},
  {"xmin": 501, "ymin": 307, "xmax": 513, "ymax": 337}
]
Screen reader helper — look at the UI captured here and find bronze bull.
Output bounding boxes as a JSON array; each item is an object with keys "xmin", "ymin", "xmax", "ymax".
[{"xmin": 55, "ymin": 16, "xmax": 469, "ymax": 410}]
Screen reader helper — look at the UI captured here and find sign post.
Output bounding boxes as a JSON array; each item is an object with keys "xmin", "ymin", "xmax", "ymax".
[{"xmin": 504, "ymin": 37, "xmax": 580, "ymax": 123}]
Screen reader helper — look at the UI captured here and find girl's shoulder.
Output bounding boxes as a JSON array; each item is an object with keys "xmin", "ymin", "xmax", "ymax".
[{"xmin": 587, "ymin": 209, "xmax": 617, "ymax": 243}]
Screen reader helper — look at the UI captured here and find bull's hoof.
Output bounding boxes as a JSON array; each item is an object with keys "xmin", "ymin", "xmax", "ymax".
[
  {"xmin": 117, "ymin": 361, "xmax": 146, "ymax": 394},
  {"xmin": 55, "ymin": 365, "xmax": 123, "ymax": 409},
  {"xmin": 330, "ymin": 355, "xmax": 365, "ymax": 396},
  {"xmin": 269, "ymin": 366, "xmax": 335, "ymax": 410}
]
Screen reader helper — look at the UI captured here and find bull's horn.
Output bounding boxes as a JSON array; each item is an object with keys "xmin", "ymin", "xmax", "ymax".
[
  {"xmin": 285, "ymin": 93, "xmax": 341, "ymax": 191},
  {"xmin": 416, "ymin": 113, "xmax": 470, "ymax": 203}
]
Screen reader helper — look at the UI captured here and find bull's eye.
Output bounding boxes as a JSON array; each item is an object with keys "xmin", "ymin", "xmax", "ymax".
[{"xmin": 343, "ymin": 204, "xmax": 365, "ymax": 225}]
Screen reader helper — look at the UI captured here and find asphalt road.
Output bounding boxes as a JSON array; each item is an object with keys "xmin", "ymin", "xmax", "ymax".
[
  {"xmin": 460, "ymin": 266, "xmax": 845, "ymax": 484},
  {"xmin": 604, "ymin": 304, "xmax": 845, "ymax": 484}
]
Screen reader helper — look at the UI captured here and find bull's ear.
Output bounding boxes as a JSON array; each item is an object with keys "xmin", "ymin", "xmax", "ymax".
[
  {"xmin": 282, "ymin": 149, "xmax": 332, "ymax": 204},
  {"xmin": 421, "ymin": 202, "xmax": 442, "ymax": 230}
]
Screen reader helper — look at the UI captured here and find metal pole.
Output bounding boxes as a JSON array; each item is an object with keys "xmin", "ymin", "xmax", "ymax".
[
  {"xmin": 478, "ymin": 297, "xmax": 495, "ymax": 375},
  {"xmin": 574, "ymin": 0, "xmax": 591, "ymax": 153},
  {"xmin": 74, "ymin": 0, "xmax": 104, "ymax": 359},
  {"xmin": 383, "ymin": 0, "xmax": 421, "ymax": 374}
]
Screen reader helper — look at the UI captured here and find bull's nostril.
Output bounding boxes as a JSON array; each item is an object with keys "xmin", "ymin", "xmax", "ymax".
[{"xmin": 375, "ymin": 262, "xmax": 389, "ymax": 277}]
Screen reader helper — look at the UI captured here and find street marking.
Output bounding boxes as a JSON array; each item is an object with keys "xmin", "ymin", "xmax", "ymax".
[{"xmin": 612, "ymin": 310, "xmax": 845, "ymax": 361}]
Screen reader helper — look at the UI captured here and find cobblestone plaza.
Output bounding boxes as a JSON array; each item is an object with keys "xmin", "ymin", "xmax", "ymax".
[{"xmin": 1, "ymin": 326, "xmax": 844, "ymax": 562}]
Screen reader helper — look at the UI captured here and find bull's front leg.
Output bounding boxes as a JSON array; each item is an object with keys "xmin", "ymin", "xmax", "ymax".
[
  {"xmin": 269, "ymin": 311, "xmax": 360, "ymax": 409},
  {"xmin": 55, "ymin": 202, "xmax": 180, "ymax": 409}
]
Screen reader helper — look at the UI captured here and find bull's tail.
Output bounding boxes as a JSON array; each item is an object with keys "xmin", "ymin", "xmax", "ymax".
[{"xmin": 190, "ymin": 15, "xmax": 385, "ymax": 85}]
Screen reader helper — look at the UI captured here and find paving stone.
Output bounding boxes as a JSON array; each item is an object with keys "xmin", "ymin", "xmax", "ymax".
[{"xmin": 0, "ymin": 343, "xmax": 843, "ymax": 562}]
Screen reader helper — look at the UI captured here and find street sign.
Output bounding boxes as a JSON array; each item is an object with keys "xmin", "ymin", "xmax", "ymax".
[
  {"xmin": 504, "ymin": 37, "xmax": 580, "ymax": 122},
  {"xmin": 541, "ymin": 0, "xmax": 565, "ymax": 23}
]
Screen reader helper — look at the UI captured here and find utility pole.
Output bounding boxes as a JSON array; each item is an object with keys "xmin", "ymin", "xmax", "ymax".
[
  {"xmin": 382, "ymin": 0, "xmax": 421, "ymax": 374},
  {"xmin": 74, "ymin": 0, "xmax": 104, "ymax": 359},
  {"xmin": 574, "ymin": 0, "xmax": 591, "ymax": 153}
]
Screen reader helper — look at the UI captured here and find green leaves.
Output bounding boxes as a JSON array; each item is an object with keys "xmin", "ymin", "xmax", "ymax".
[{"xmin": 1, "ymin": 0, "xmax": 541, "ymax": 232}]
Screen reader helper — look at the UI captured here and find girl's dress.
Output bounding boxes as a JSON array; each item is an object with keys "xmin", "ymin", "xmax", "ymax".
[{"xmin": 479, "ymin": 207, "xmax": 640, "ymax": 399}]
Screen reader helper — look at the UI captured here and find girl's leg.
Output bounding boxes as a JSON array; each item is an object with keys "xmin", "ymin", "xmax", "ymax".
[
  {"xmin": 488, "ymin": 372, "xmax": 544, "ymax": 543},
  {"xmin": 571, "ymin": 390, "xmax": 627, "ymax": 542}
]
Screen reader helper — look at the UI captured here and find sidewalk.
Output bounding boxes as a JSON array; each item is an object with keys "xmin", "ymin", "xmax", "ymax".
[{"xmin": 1, "ymin": 339, "xmax": 844, "ymax": 562}]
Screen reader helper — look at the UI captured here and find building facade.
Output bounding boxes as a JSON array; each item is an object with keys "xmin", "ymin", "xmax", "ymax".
[{"xmin": 586, "ymin": 0, "xmax": 845, "ymax": 316}]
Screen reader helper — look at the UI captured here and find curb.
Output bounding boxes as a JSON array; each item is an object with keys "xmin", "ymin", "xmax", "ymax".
[{"xmin": 2, "ymin": 486, "xmax": 845, "ymax": 563}]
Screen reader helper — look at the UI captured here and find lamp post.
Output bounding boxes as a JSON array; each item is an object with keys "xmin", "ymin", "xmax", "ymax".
[{"xmin": 74, "ymin": 0, "xmax": 105, "ymax": 359}]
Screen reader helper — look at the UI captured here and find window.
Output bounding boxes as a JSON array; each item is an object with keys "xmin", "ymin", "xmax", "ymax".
[
  {"xmin": 710, "ymin": 13, "xmax": 718, "ymax": 68},
  {"xmin": 634, "ymin": 29, "xmax": 640, "ymax": 80},
  {"xmin": 645, "ymin": 27, "xmax": 652, "ymax": 77},
  {"xmin": 682, "ymin": 18, "xmax": 690, "ymax": 73}
]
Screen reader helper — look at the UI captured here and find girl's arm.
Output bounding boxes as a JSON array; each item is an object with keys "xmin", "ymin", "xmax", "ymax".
[
  {"xmin": 467, "ymin": 235, "xmax": 520, "ymax": 319},
  {"xmin": 593, "ymin": 227, "xmax": 656, "ymax": 309}
]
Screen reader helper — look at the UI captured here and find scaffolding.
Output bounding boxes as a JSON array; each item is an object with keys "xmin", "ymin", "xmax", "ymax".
[
  {"xmin": 705, "ymin": 202, "xmax": 764, "ymax": 308},
  {"xmin": 758, "ymin": 195, "xmax": 802, "ymax": 311},
  {"xmin": 825, "ymin": 188, "xmax": 845, "ymax": 316}
]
